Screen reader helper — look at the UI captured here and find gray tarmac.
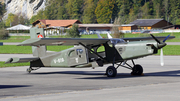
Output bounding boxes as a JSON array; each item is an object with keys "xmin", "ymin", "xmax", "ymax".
[{"xmin": 0, "ymin": 55, "xmax": 180, "ymax": 101}]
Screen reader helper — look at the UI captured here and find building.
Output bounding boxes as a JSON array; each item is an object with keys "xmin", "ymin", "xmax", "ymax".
[
  {"xmin": 119, "ymin": 24, "xmax": 138, "ymax": 33},
  {"xmin": 130, "ymin": 19, "xmax": 173, "ymax": 30},
  {"xmin": 162, "ymin": 25, "xmax": 180, "ymax": 29},
  {"xmin": 78, "ymin": 24, "xmax": 113, "ymax": 31},
  {"xmin": 32, "ymin": 19, "xmax": 82, "ymax": 36},
  {"xmin": 32, "ymin": 19, "xmax": 82, "ymax": 28},
  {"xmin": 78, "ymin": 24, "xmax": 138, "ymax": 34}
]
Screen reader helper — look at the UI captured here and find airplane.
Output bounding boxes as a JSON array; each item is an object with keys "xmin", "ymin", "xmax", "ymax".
[{"xmin": 5, "ymin": 27, "xmax": 175, "ymax": 77}]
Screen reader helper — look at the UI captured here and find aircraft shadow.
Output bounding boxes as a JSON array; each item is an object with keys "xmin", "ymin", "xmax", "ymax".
[
  {"xmin": 30, "ymin": 70, "xmax": 180, "ymax": 79},
  {"xmin": 32, "ymin": 71, "xmax": 105, "ymax": 76},
  {"xmin": 0, "ymin": 85, "xmax": 32, "ymax": 89},
  {"xmin": 80, "ymin": 70, "xmax": 180, "ymax": 79}
]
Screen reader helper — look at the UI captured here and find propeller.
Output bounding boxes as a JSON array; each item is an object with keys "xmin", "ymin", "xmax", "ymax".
[
  {"xmin": 150, "ymin": 34, "xmax": 170, "ymax": 66},
  {"xmin": 160, "ymin": 48, "xmax": 164, "ymax": 66}
]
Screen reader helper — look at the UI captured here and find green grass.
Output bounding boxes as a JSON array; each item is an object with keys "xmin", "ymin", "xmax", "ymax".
[
  {"xmin": 0, "ymin": 62, "xmax": 30, "ymax": 68},
  {"xmin": 0, "ymin": 45, "xmax": 32, "ymax": 54},
  {"xmin": 0, "ymin": 36, "xmax": 30, "ymax": 42},
  {"xmin": 157, "ymin": 45, "xmax": 180, "ymax": 55}
]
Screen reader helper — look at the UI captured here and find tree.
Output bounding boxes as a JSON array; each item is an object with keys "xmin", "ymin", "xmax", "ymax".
[
  {"xmin": 66, "ymin": 24, "xmax": 81, "ymax": 38},
  {"xmin": 6, "ymin": 13, "xmax": 30, "ymax": 27},
  {"xmin": 83, "ymin": 0, "xmax": 96, "ymax": 23},
  {"xmin": 57, "ymin": 5, "xmax": 67, "ymax": 19},
  {"xmin": 169, "ymin": 0, "xmax": 180, "ymax": 24},
  {"xmin": 128, "ymin": 8, "xmax": 137, "ymax": 23},
  {"xmin": 30, "ymin": 15, "xmax": 38, "ymax": 24},
  {"xmin": 5, "ymin": 13, "xmax": 15, "ymax": 27},
  {"xmin": 0, "ymin": 2, "xmax": 5, "ymax": 20},
  {"xmin": 95, "ymin": 0, "xmax": 116, "ymax": 23},
  {"xmin": 141, "ymin": 2, "xmax": 149, "ymax": 19},
  {"xmin": 163, "ymin": 0, "xmax": 169, "ymax": 21},
  {"xmin": 28, "ymin": 0, "xmax": 180, "ymax": 25},
  {"xmin": 66, "ymin": 0, "xmax": 83, "ymax": 19},
  {"xmin": 111, "ymin": 17, "xmax": 124, "ymax": 38}
]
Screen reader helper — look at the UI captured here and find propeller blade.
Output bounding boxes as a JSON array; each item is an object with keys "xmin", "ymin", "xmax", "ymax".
[
  {"xmin": 160, "ymin": 48, "xmax": 164, "ymax": 66},
  {"xmin": 150, "ymin": 34, "xmax": 161, "ymax": 44},
  {"xmin": 163, "ymin": 34, "xmax": 170, "ymax": 42}
]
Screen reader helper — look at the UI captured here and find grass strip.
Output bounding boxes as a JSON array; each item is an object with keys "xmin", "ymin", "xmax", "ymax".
[
  {"xmin": 157, "ymin": 45, "xmax": 180, "ymax": 55},
  {"xmin": 0, "ymin": 45, "xmax": 32, "ymax": 54}
]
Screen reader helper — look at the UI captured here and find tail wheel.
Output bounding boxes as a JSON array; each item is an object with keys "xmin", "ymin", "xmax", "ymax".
[
  {"xmin": 106, "ymin": 66, "xmax": 117, "ymax": 77},
  {"xmin": 26, "ymin": 67, "xmax": 32, "ymax": 73},
  {"xmin": 131, "ymin": 64, "xmax": 143, "ymax": 75}
]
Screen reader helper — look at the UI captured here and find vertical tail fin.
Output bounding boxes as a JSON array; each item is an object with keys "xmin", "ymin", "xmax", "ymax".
[{"xmin": 30, "ymin": 27, "xmax": 46, "ymax": 57}]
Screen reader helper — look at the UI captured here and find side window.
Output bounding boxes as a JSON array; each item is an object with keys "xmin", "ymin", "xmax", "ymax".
[{"xmin": 76, "ymin": 49, "xmax": 83, "ymax": 54}]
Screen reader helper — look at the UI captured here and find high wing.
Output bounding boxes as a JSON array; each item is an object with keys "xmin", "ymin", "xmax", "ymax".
[
  {"xmin": 123, "ymin": 36, "xmax": 175, "ymax": 41},
  {"xmin": 18, "ymin": 38, "xmax": 110, "ymax": 46},
  {"xmin": 17, "ymin": 36, "xmax": 175, "ymax": 46}
]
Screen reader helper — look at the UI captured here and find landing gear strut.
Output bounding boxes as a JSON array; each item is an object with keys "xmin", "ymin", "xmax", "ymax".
[
  {"xmin": 105, "ymin": 60, "xmax": 143, "ymax": 77},
  {"xmin": 26, "ymin": 66, "xmax": 41, "ymax": 73}
]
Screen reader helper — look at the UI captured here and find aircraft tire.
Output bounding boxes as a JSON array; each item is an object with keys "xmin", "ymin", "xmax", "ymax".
[
  {"xmin": 26, "ymin": 68, "xmax": 32, "ymax": 73},
  {"xmin": 106, "ymin": 66, "xmax": 117, "ymax": 77},
  {"xmin": 131, "ymin": 64, "xmax": 143, "ymax": 75}
]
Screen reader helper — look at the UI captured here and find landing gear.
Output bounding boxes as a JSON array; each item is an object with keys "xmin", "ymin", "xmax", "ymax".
[
  {"xmin": 26, "ymin": 66, "xmax": 41, "ymax": 73},
  {"xmin": 131, "ymin": 64, "xmax": 143, "ymax": 75},
  {"xmin": 26, "ymin": 67, "xmax": 32, "ymax": 73},
  {"xmin": 106, "ymin": 66, "xmax": 117, "ymax": 77},
  {"xmin": 105, "ymin": 60, "xmax": 144, "ymax": 77}
]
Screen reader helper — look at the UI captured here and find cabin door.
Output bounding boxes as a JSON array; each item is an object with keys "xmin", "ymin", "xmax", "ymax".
[{"xmin": 67, "ymin": 47, "xmax": 88, "ymax": 67}]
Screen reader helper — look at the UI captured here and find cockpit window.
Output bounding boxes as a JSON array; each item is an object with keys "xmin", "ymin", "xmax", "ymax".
[{"xmin": 110, "ymin": 39, "xmax": 125, "ymax": 44}]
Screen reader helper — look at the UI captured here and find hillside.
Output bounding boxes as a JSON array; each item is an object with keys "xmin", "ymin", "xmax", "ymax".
[
  {"xmin": 3, "ymin": 0, "xmax": 46, "ymax": 19},
  {"xmin": 1, "ymin": 0, "xmax": 180, "ymax": 26}
]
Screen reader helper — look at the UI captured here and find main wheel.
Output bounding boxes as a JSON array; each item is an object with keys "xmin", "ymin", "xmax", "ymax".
[
  {"xmin": 106, "ymin": 66, "xmax": 117, "ymax": 77},
  {"xmin": 131, "ymin": 64, "xmax": 143, "ymax": 75}
]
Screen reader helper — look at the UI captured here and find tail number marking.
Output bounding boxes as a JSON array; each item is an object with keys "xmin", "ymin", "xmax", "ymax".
[{"xmin": 54, "ymin": 58, "xmax": 64, "ymax": 64}]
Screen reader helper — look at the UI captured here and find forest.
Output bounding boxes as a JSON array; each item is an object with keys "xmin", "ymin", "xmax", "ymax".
[{"xmin": 2, "ymin": 0, "xmax": 180, "ymax": 27}]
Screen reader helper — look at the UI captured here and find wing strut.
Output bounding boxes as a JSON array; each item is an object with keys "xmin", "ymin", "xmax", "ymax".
[{"xmin": 79, "ymin": 42, "xmax": 107, "ymax": 62}]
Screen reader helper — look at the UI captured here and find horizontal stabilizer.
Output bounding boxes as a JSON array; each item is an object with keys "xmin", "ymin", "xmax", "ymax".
[{"xmin": 5, "ymin": 57, "xmax": 39, "ymax": 63}]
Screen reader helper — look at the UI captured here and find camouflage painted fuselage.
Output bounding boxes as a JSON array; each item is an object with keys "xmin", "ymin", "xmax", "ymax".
[{"xmin": 30, "ymin": 40, "xmax": 158, "ymax": 68}]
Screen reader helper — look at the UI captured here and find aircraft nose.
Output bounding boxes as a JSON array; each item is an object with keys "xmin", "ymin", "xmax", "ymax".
[{"xmin": 158, "ymin": 42, "xmax": 166, "ymax": 49}]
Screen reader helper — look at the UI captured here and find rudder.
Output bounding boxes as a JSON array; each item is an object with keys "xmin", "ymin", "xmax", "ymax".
[{"xmin": 30, "ymin": 27, "xmax": 46, "ymax": 57}]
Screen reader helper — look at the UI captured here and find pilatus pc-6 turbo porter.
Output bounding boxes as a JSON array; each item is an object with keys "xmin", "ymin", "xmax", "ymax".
[{"xmin": 6, "ymin": 27, "xmax": 174, "ymax": 77}]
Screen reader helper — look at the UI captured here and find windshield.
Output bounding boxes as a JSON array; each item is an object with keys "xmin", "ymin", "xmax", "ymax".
[{"xmin": 110, "ymin": 39, "xmax": 125, "ymax": 44}]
